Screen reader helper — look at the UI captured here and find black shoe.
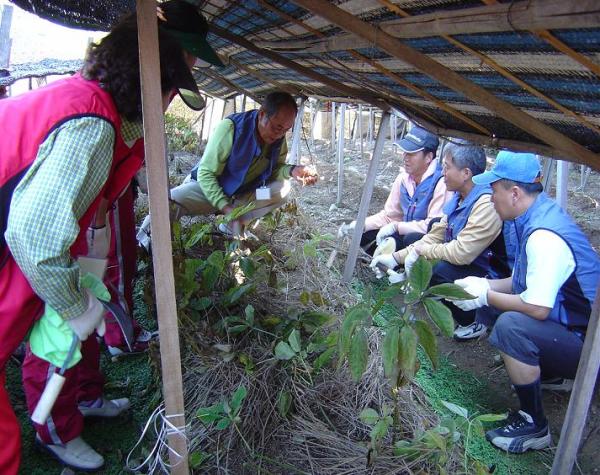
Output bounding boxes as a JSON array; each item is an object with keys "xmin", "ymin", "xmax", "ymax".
[{"xmin": 485, "ymin": 410, "xmax": 551, "ymax": 453}]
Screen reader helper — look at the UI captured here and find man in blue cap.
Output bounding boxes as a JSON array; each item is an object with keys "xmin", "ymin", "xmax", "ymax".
[
  {"xmin": 451, "ymin": 151, "xmax": 599, "ymax": 453},
  {"xmin": 338, "ymin": 125, "xmax": 450, "ymax": 255}
]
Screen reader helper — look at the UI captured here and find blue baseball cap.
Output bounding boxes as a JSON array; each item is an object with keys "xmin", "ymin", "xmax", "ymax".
[
  {"xmin": 472, "ymin": 151, "xmax": 542, "ymax": 185},
  {"xmin": 395, "ymin": 125, "xmax": 439, "ymax": 154}
]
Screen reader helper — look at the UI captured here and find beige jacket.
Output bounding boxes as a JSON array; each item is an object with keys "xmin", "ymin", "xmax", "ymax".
[{"xmin": 393, "ymin": 194, "xmax": 502, "ymax": 266}]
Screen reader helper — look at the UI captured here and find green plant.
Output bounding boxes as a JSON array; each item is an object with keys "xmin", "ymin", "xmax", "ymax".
[
  {"xmin": 197, "ymin": 385, "xmax": 248, "ymax": 431},
  {"xmin": 164, "ymin": 113, "xmax": 199, "ymax": 152},
  {"xmin": 359, "ymin": 406, "xmax": 393, "ymax": 464}
]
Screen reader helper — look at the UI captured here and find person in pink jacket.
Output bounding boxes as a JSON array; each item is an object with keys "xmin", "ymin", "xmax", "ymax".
[{"xmin": 339, "ymin": 125, "xmax": 451, "ymax": 255}]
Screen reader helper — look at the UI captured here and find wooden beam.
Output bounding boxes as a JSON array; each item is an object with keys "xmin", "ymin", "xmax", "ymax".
[
  {"xmin": 343, "ymin": 112, "xmax": 390, "ymax": 282},
  {"xmin": 209, "ymin": 25, "xmax": 389, "ymax": 111},
  {"xmin": 290, "ymin": 0, "xmax": 600, "ymax": 168},
  {"xmin": 551, "ymin": 280, "xmax": 600, "ymax": 474},
  {"xmin": 136, "ymin": 2, "xmax": 188, "ymax": 473}
]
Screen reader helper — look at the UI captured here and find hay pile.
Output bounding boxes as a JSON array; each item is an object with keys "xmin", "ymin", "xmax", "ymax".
[{"xmin": 169, "ymin": 205, "xmax": 461, "ymax": 474}]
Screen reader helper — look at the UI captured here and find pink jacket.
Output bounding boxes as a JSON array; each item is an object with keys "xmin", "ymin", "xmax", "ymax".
[{"xmin": 364, "ymin": 159, "xmax": 452, "ymax": 234}]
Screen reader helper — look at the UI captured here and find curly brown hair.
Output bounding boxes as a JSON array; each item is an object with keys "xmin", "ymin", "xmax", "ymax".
[{"xmin": 82, "ymin": 15, "xmax": 188, "ymax": 121}]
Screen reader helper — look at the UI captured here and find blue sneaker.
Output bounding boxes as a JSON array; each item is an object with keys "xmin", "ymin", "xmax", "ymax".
[{"xmin": 485, "ymin": 410, "xmax": 551, "ymax": 453}]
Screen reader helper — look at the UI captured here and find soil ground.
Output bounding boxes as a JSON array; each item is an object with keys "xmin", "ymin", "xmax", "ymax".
[{"xmin": 294, "ymin": 138, "xmax": 600, "ymax": 475}]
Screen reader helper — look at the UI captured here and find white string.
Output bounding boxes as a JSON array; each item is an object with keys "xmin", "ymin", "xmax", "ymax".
[{"xmin": 125, "ymin": 403, "xmax": 190, "ymax": 474}]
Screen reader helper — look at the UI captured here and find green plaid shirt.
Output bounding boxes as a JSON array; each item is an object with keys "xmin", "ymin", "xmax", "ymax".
[{"xmin": 6, "ymin": 117, "xmax": 143, "ymax": 320}]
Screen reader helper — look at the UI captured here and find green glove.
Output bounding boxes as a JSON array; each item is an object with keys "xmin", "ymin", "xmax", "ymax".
[{"xmin": 29, "ymin": 273, "xmax": 110, "ymax": 369}]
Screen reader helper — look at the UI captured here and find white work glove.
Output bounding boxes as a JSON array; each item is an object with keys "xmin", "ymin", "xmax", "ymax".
[
  {"xmin": 376, "ymin": 222, "xmax": 397, "ymax": 245},
  {"xmin": 86, "ymin": 225, "xmax": 111, "ymax": 259},
  {"xmin": 452, "ymin": 276, "xmax": 490, "ymax": 311},
  {"xmin": 370, "ymin": 253, "xmax": 399, "ymax": 279},
  {"xmin": 404, "ymin": 249, "xmax": 419, "ymax": 277},
  {"xmin": 66, "ymin": 289, "xmax": 106, "ymax": 341},
  {"xmin": 387, "ymin": 270, "xmax": 407, "ymax": 284},
  {"xmin": 337, "ymin": 221, "xmax": 355, "ymax": 238}
]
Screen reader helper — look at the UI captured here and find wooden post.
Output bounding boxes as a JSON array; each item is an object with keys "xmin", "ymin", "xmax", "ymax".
[
  {"xmin": 309, "ymin": 99, "xmax": 315, "ymax": 147},
  {"xmin": 206, "ymin": 98, "xmax": 215, "ymax": 138},
  {"xmin": 343, "ymin": 112, "xmax": 391, "ymax": 282},
  {"xmin": 290, "ymin": 97, "xmax": 305, "ymax": 165},
  {"xmin": 241, "ymin": 94, "xmax": 246, "ymax": 112},
  {"xmin": 136, "ymin": 1, "xmax": 188, "ymax": 473},
  {"xmin": 358, "ymin": 104, "xmax": 364, "ymax": 158},
  {"xmin": 336, "ymin": 103, "xmax": 346, "ymax": 206},
  {"xmin": 541, "ymin": 156, "xmax": 554, "ymax": 191},
  {"xmin": 0, "ymin": 4, "xmax": 12, "ymax": 69},
  {"xmin": 556, "ymin": 160, "xmax": 569, "ymax": 209},
  {"xmin": 551, "ymin": 280, "xmax": 600, "ymax": 474},
  {"xmin": 330, "ymin": 101, "xmax": 336, "ymax": 151},
  {"xmin": 369, "ymin": 108, "xmax": 374, "ymax": 145}
]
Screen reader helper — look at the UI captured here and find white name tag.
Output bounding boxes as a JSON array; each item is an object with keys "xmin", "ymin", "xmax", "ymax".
[{"xmin": 256, "ymin": 186, "xmax": 271, "ymax": 200}]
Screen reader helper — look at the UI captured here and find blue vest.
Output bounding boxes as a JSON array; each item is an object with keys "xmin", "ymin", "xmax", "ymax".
[
  {"xmin": 191, "ymin": 110, "xmax": 284, "ymax": 196},
  {"xmin": 512, "ymin": 192, "xmax": 600, "ymax": 329},
  {"xmin": 399, "ymin": 162, "xmax": 443, "ymax": 222},
  {"xmin": 443, "ymin": 185, "xmax": 493, "ymax": 271}
]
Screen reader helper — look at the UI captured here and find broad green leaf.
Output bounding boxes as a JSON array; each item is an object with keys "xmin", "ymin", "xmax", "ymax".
[
  {"xmin": 202, "ymin": 265, "xmax": 220, "ymax": 291},
  {"xmin": 313, "ymin": 347, "xmax": 335, "ymax": 372},
  {"xmin": 414, "ymin": 320, "xmax": 438, "ymax": 370},
  {"xmin": 371, "ymin": 418, "xmax": 390, "ymax": 443},
  {"xmin": 189, "ymin": 297, "xmax": 212, "ymax": 311},
  {"xmin": 230, "ymin": 385, "xmax": 247, "ymax": 414},
  {"xmin": 403, "ymin": 284, "xmax": 422, "ymax": 305},
  {"xmin": 261, "ymin": 315, "xmax": 281, "ymax": 328},
  {"xmin": 276, "ymin": 390, "xmax": 292, "ymax": 418},
  {"xmin": 310, "ymin": 291, "xmax": 326, "ymax": 306},
  {"xmin": 197, "ymin": 403, "xmax": 224, "ymax": 424},
  {"xmin": 228, "ymin": 324, "xmax": 249, "ymax": 335},
  {"xmin": 189, "ymin": 451, "xmax": 210, "ymax": 468},
  {"xmin": 244, "ymin": 305, "xmax": 255, "ymax": 325},
  {"xmin": 440, "ymin": 400, "xmax": 469, "ymax": 419},
  {"xmin": 349, "ymin": 328, "xmax": 369, "ymax": 381},
  {"xmin": 423, "ymin": 429, "xmax": 446, "ymax": 450},
  {"xmin": 338, "ymin": 304, "xmax": 371, "ymax": 360},
  {"xmin": 221, "ymin": 283, "xmax": 253, "ymax": 307},
  {"xmin": 300, "ymin": 311, "xmax": 334, "ymax": 330},
  {"xmin": 426, "ymin": 283, "xmax": 475, "ymax": 300},
  {"xmin": 359, "ymin": 408, "xmax": 380, "ymax": 426},
  {"xmin": 476, "ymin": 413, "xmax": 508, "ymax": 423},
  {"xmin": 288, "ymin": 329, "xmax": 302, "ymax": 353},
  {"xmin": 382, "ymin": 328, "xmax": 399, "ymax": 381},
  {"xmin": 303, "ymin": 242, "xmax": 317, "ymax": 257},
  {"xmin": 423, "ymin": 298, "xmax": 454, "ymax": 337},
  {"xmin": 299, "ymin": 291, "xmax": 310, "ymax": 305},
  {"xmin": 207, "ymin": 251, "xmax": 225, "ymax": 272},
  {"xmin": 399, "ymin": 325, "xmax": 418, "ymax": 379},
  {"xmin": 239, "ymin": 257, "xmax": 256, "ymax": 278},
  {"xmin": 274, "ymin": 341, "xmax": 296, "ymax": 360},
  {"xmin": 472, "ymin": 418, "xmax": 484, "ymax": 436},
  {"xmin": 215, "ymin": 418, "xmax": 231, "ymax": 430},
  {"xmin": 408, "ymin": 256, "xmax": 432, "ymax": 293}
]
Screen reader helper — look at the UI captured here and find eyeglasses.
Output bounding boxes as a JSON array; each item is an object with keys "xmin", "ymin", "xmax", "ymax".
[{"xmin": 266, "ymin": 116, "xmax": 291, "ymax": 135}]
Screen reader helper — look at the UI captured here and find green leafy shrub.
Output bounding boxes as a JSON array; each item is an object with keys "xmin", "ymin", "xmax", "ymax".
[{"xmin": 165, "ymin": 113, "xmax": 199, "ymax": 152}]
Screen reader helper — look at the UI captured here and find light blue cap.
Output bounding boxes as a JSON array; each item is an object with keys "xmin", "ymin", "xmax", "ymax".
[{"xmin": 472, "ymin": 151, "xmax": 542, "ymax": 185}]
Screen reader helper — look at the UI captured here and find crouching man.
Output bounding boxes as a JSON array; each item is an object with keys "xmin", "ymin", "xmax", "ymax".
[{"xmin": 452, "ymin": 152, "xmax": 600, "ymax": 453}]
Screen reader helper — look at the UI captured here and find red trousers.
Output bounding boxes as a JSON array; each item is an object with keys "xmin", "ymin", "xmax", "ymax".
[
  {"xmin": 103, "ymin": 185, "xmax": 141, "ymax": 348},
  {"xmin": 0, "ymin": 252, "xmax": 44, "ymax": 475}
]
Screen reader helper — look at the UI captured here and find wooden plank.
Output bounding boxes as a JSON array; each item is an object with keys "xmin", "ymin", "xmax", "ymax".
[
  {"xmin": 135, "ymin": 1, "xmax": 188, "ymax": 473},
  {"xmin": 291, "ymin": 0, "xmax": 600, "ymax": 169},
  {"xmin": 336, "ymin": 102, "xmax": 346, "ymax": 205},
  {"xmin": 534, "ymin": 30, "xmax": 600, "ymax": 78},
  {"xmin": 551, "ymin": 280, "xmax": 600, "ymax": 474},
  {"xmin": 343, "ymin": 112, "xmax": 390, "ymax": 281},
  {"xmin": 290, "ymin": 97, "xmax": 305, "ymax": 165},
  {"xmin": 209, "ymin": 25, "xmax": 389, "ymax": 111}
]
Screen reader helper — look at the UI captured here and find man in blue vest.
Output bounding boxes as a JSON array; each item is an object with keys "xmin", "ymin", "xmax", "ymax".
[
  {"xmin": 338, "ymin": 125, "xmax": 449, "ymax": 255},
  {"xmin": 370, "ymin": 141, "xmax": 508, "ymax": 338},
  {"xmin": 138, "ymin": 91, "xmax": 317, "ymax": 243},
  {"xmin": 452, "ymin": 151, "xmax": 600, "ymax": 453}
]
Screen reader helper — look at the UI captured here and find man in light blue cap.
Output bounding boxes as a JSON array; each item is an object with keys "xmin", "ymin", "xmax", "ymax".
[{"xmin": 451, "ymin": 151, "xmax": 600, "ymax": 453}]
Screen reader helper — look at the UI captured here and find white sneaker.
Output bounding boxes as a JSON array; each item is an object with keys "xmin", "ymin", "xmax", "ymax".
[
  {"xmin": 37, "ymin": 435, "xmax": 104, "ymax": 470},
  {"xmin": 453, "ymin": 322, "xmax": 487, "ymax": 341},
  {"xmin": 78, "ymin": 397, "xmax": 131, "ymax": 418}
]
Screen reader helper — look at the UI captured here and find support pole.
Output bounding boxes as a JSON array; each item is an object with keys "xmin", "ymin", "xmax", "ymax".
[
  {"xmin": 556, "ymin": 160, "xmax": 569, "ymax": 209},
  {"xmin": 369, "ymin": 108, "xmax": 374, "ymax": 146},
  {"xmin": 551, "ymin": 280, "xmax": 600, "ymax": 474},
  {"xmin": 343, "ymin": 112, "xmax": 391, "ymax": 282},
  {"xmin": 136, "ymin": 1, "xmax": 188, "ymax": 473},
  {"xmin": 241, "ymin": 94, "xmax": 246, "ymax": 112},
  {"xmin": 358, "ymin": 104, "xmax": 363, "ymax": 158},
  {"xmin": 330, "ymin": 101, "xmax": 336, "ymax": 152},
  {"xmin": 0, "ymin": 4, "xmax": 13, "ymax": 69},
  {"xmin": 336, "ymin": 103, "xmax": 346, "ymax": 206},
  {"xmin": 290, "ymin": 97, "xmax": 306, "ymax": 165},
  {"xmin": 309, "ymin": 99, "xmax": 315, "ymax": 147},
  {"xmin": 541, "ymin": 156, "xmax": 554, "ymax": 191}
]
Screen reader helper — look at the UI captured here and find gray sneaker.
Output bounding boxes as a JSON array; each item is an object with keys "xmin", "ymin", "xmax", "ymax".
[
  {"xmin": 453, "ymin": 322, "xmax": 487, "ymax": 341},
  {"xmin": 540, "ymin": 377, "xmax": 574, "ymax": 392},
  {"xmin": 37, "ymin": 435, "xmax": 104, "ymax": 471},
  {"xmin": 78, "ymin": 397, "xmax": 130, "ymax": 418}
]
